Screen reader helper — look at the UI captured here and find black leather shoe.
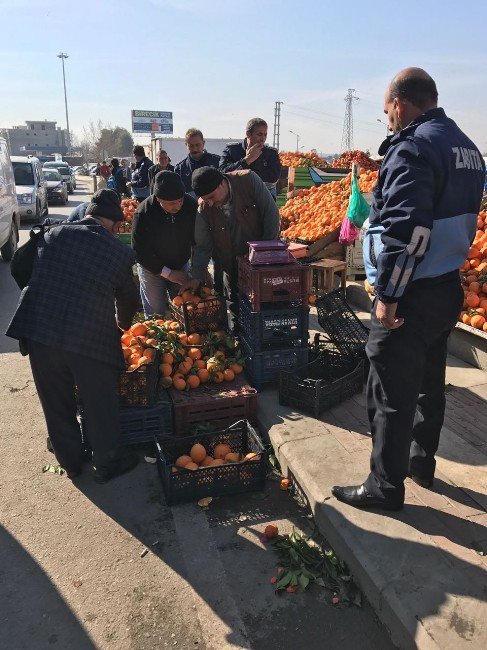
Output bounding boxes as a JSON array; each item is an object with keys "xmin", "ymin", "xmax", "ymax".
[
  {"xmin": 408, "ymin": 474, "xmax": 433, "ymax": 489},
  {"xmin": 94, "ymin": 449, "xmax": 139, "ymax": 484},
  {"xmin": 331, "ymin": 484, "xmax": 403, "ymax": 511}
]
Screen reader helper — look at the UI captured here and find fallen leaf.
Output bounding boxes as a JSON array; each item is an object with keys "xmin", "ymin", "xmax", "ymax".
[
  {"xmin": 197, "ymin": 497, "xmax": 213, "ymax": 508},
  {"xmin": 73, "ymin": 579, "xmax": 82, "ymax": 588},
  {"xmin": 144, "ymin": 456, "xmax": 157, "ymax": 464}
]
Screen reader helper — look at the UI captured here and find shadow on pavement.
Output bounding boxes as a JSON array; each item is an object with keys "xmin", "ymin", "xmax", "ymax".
[{"xmin": 0, "ymin": 525, "xmax": 96, "ymax": 650}]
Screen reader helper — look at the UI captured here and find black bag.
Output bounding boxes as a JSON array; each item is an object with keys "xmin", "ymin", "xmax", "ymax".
[{"xmin": 10, "ymin": 224, "xmax": 48, "ymax": 290}]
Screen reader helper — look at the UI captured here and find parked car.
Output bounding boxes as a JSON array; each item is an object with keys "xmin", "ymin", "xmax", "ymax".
[
  {"xmin": 42, "ymin": 161, "xmax": 76, "ymax": 193},
  {"xmin": 0, "ymin": 137, "xmax": 20, "ymax": 261},
  {"xmin": 43, "ymin": 169, "xmax": 68, "ymax": 205},
  {"xmin": 11, "ymin": 155, "xmax": 48, "ymax": 220}
]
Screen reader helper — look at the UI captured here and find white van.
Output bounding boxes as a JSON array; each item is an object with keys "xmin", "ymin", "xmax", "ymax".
[
  {"xmin": 11, "ymin": 155, "xmax": 48, "ymax": 220},
  {"xmin": 0, "ymin": 137, "xmax": 20, "ymax": 261}
]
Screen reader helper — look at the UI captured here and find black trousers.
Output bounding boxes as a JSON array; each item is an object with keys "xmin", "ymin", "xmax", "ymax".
[
  {"xmin": 364, "ymin": 272, "xmax": 463, "ymax": 503},
  {"xmin": 28, "ymin": 341, "xmax": 122, "ymax": 471}
]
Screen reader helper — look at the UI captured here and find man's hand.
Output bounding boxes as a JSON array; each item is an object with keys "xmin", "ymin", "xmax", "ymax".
[
  {"xmin": 167, "ymin": 269, "xmax": 190, "ymax": 285},
  {"xmin": 375, "ymin": 300, "xmax": 404, "ymax": 330},
  {"xmin": 245, "ymin": 143, "xmax": 264, "ymax": 165},
  {"xmin": 178, "ymin": 278, "xmax": 201, "ymax": 295}
]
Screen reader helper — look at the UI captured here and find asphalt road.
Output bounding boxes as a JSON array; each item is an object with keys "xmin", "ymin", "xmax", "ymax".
[{"xmin": 0, "ymin": 179, "xmax": 394, "ymax": 650}]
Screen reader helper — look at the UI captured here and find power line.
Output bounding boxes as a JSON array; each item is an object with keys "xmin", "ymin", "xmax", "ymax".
[
  {"xmin": 284, "ymin": 110, "xmax": 382, "ymax": 136},
  {"xmin": 286, "ymin": 102, "xmax": 382, "ymax": 128}
]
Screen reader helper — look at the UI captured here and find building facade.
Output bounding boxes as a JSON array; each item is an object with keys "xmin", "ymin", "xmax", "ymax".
[{"xmin": 1, "ymin": 120, "xmax": 69, "ymax": 156}]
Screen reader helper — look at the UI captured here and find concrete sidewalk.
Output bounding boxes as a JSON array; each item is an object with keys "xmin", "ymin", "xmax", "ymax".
[{"xmin": 258, "ymin": 349, "xmax": 487, "ymax": 649}]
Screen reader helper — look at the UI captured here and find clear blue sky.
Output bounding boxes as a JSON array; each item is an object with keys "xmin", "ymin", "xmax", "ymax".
[{"xmin": 1, "ymin": 0, "xmax": 486, "ymax": 154}]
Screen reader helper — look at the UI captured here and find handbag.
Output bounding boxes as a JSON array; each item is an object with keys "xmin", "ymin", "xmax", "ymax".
[{"xmin": 10, "ymin": 223, "xmax": 49, "ymax": 290}]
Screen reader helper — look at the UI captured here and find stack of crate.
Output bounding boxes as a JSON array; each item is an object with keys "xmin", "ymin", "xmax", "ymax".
[{"xmin": 236, "ymin": 256, "xmax": 309, "ymax": 389}]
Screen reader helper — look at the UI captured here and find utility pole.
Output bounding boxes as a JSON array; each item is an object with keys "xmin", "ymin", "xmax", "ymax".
[
  {"xmin": 273, "ymin": 101, "xmax": 283, "ymax": 150},
  {"xmin": 340, "ymin": 88, "xmax": 358, "ymax": 152},
  {"xmin": 289, "ymin": 130, "xmax": 300, "ymax": 153},
  {"xmin": 57, "ymin": 52, "xmax": 71, "ymax": 154}
]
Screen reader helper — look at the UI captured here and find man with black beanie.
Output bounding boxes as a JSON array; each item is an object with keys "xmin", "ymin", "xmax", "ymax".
[
  {"xmin": 6, "ymin": 189, "xmax": 140, "ymax": 484},
  {"xmin": 181, "ymin": 166, "xmax": 280, "ymax": 307},
  {"xmin": 132, "ymin": 171, "xmax": 197, "ymax": 316}
]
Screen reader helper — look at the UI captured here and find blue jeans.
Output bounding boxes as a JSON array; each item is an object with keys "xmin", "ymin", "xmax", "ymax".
[{"xmin": 137, "ymin": 262, "xmax": 190, "ymax": 317}]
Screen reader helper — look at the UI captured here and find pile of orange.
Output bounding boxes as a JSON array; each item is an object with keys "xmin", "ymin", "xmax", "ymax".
[
  {"xmin": 172, "ymin": 286, "xmax": 214, "ymax": 310},
  {"xmin": 279, "ymin": 151, "xmax": 329, "ymax": 168},
  {"xmin": 280, "ymin": 170, "xmax": 378, "ymax": 242},
  {"xmin": 121, "ymin": 320, "xmax": 172, "ymax": 371},
  {"xmin": 459, "ymin": 211, "xmax": 487, "ymax": 331},
  {"xmin": 118, "ymin": 198, "xmax": 139, "ymax": 234},
  {"xmin": 161, "ymin": 330, "xmax": 244, "ymax": 391},
  {"xmin": 173, "ymin": 442, "xmax": 260, "ymax": 472}
]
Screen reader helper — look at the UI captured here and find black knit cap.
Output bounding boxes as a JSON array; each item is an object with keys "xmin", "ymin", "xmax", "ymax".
[
  {"xmin": 154, "ymin": 170, "xmax": 185, "ymax": 200},
  {"xmin": 192, "ymin": 166, "xmax": 224, "ymax": 197},
  {"xmin": 85, "ymin": 188, "xmax": 124, "ymax": 222}
]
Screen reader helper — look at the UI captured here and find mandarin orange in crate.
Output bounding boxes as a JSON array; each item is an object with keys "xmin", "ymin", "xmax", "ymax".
[{"xmin": 170, "ymin": 287, "xmax": 228, "ymax": 334}]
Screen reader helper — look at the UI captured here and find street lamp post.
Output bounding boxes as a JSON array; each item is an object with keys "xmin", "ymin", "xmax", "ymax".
[
  {"xmin": 57, "ymin": 52, "xmax": 70, "ymax": 154},
  {"xmin": 289, "ymin": 130, "xmax": 300, "ymax": 153}
]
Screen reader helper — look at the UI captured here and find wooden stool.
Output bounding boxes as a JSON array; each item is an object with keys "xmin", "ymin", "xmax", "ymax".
[{"xmin": 309, "ymin": 259, "xmax": 347, "ymax": 294}]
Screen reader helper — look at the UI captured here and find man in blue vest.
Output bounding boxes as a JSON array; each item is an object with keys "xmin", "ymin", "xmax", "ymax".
[{"xmin": 332, "ymin": 68, "xmax": 485, "ymax": 511}]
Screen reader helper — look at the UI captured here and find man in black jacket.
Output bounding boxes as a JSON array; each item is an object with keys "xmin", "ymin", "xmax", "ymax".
[
  {"xmin": 6, "ymin": 189, "xmax": 140, "ymax": 483},
  {"xmin": 148, "ymin": 150, "xmax": 174, "ymax": 193},
  {"xmin": 109, "ymin": 158, "xmax": 129, "ymax": 196},
  {"xmin": 219, "ymin": 118, "xmax": 281, "ymax": 198},
  {"xmin": 127, "ymin": 145, "xmax": 153, "ymax": 201},
  {"xmin": 174, "ymin": 128, "xmax": 220, "ymax": 196},
  {"xmin": 132, "ymin": 171, "xmax": 197, "ymax": 316}
]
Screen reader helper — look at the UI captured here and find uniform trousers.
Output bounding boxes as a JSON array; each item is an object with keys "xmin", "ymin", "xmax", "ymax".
[
  {"xmin": 28, "ymin": 341, "xmax": 122, "ymax": 471},
  {"xmin": 364, "ymin": 271, "xmax": 463, "ymax": 504}
]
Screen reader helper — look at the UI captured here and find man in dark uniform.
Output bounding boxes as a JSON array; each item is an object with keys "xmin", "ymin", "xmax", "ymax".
[
  {"xmin": 174, "ymin": 128, "xmax": 220, "ymax": 196},
  {"xmin": 219, "ymin": 117, "xmax": 281, "ymax": 199},
  {"xmin": 7, "ymin": 189, "xmax": 140, "ymax": 483},
  {"xmin": 148, "ymin": 150, "xmax": 174, "ymax": 193},
  {"xmin": 332, "ymin": 68, "xmax": 485, "ymax": 511}
]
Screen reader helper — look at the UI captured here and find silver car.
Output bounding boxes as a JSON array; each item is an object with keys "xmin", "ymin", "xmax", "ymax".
[{"xmin": 11, "ymin": 155, "xmax": 49, "ymax": 220}]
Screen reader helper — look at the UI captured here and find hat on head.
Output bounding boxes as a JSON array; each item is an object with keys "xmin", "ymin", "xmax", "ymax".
[
  {"xmin": 85, "ymin": 188, "xmax": 124, "ymax": 222},
  {"xmin": 154, "ymin": 171, "xmax": 185, "ymax": 200},
  {"xmin": 191, "ymin": 166, "xmax": 224, "ymax": 197}
]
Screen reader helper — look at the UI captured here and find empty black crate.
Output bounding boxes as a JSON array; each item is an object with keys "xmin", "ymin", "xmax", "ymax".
[
  {"xmin": 120, "ymin": 391, "xmax": 173, "ymax": 445},
  {"xmin": 237, "ymin": 296, "xmax": 309, "ymax": 351},
  {"xmin": 316, "ymin": 290, "xmax": 369, "ymax": 358},
  {"xmin": 155, "ymin": 420, "xmax": 267, "ymax": 505},
  {"xmin": 240, "ymin": 335, "xmax": 308, "ymax": 389},
  {"xmin": 279, "ymin": 349, "xmax": 364, "ymax": 417}
]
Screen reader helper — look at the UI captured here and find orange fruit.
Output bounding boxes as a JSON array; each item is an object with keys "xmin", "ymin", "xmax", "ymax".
[
  {"xmin": 182, "ymin": 290, "xmax": 195, "ymax": 303},
  {"xmin": 214, "ymin": 351, "xmax": 225, "ymax": 360},
  {"xmin": 172, "ymin": 295, "xmax": 184, "ymax": 307},
  {"xmin": 470, "ymin": 314, "xmax": 486, "ymax": 329},
  {"xmin": 143, "ymin": 348, "xmax": 156, "ymax": 360},
  {"xmin": 188, "ymin": 347, "xmax": 202, "ymax": 360},
  {"xmin": 200, "ymin": 456, "xmax": 214, "ymax": 467},
  {"xmin": 184, "ymin": 462, "xmax": 199, "ymax": 471},
  {"xmin": 264, "ymin": 524, "xmax": 279, "ymax": 539},
  {"xmin": 194, "ymin": 359, "xmax": 206, "ymax": 369},
  {"xmin": 162, "ymin": 352, "xmax": 174, "ymax": 364},
  {"xmin": 137, "ymin": 356, "xmax": 151, "ymax": 366},
  {"xmin": 244, "ymin": 452, "xmax": 260, "ymax": 462},
  {"xmin": 280, "ymin": 478, "xmax": 290, "ymax": 490},
  {"xmin": 131, "ymin": 322, "xmax": 147, "ymax": 336},
  {"xmin": 187, "ymin": 333, "xmax": 201, "ymax": 345},
  {"xmin": 160, "ymin": 363, "xmax": 173, "ymax": 377},
  {"xmin": 197, "ymin": 368, "xmax": 210, "ymax": 383},
  {"xmin": 225, "ymin": 452, "xmax": 240, "ymax": 463},
  {"xmin": 175, "ymin": 455, "xmax": 192, "ymax": 468},
  {"xmin": 223, "ymin": 369, "xmax": 235, "ymax": 382},
  {"xmin": 201, "ymin": 286, "xmax": 212, "ymax": 298},
  {"xmin": 210, "ymin": 458, "xmax": 224, "ymax": 466},
  {"xmin": 177, "ymin": 361, "xmax": 192, "ymax": 376},
  {"xmin": 122, "ymin": 347, "xmax": 132, "ymax": 360},
  {"xmin": 187, "ymin": 374, "xmax": 201, "ymax": 389},
  {"xmin": 469, "ymin": 282, "xmax": 480, "ymax": 294},
  {"xmin": 212, "ymin": 371, "xmax": 224, "ymax": 383},
  {"xmin": 145, "ymin": 338, "xmax": 157, "ymax": 346},
  {"xmin": 171, "ymin": 466, "xmax": 179, "ymax": 473},
  {"xmin": 466, "ymin": 293, "xmax": 480, "ymax": 308},
  {"xmin": 173, "ymin": 377, "xmax": 186, "ymax": 391},
  {"xmin": 190, "ymin": 443, "xmax": 207, "ymax": 464},
  {"xmin": 230, "ymin": 363, "xmax": 243, "ymax": 374},
  {"xmin": 179, "ymin": 334, "xmax": 188, "ymax": 345},
  {"xmin": 214, "ymin": 443, "xmax": 231, "ymax": 460}
]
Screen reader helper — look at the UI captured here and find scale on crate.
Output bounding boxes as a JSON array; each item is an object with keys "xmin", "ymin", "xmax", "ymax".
[{"xmin": 247, "ymin": 240, "xmax": 295, "ymax": 265}]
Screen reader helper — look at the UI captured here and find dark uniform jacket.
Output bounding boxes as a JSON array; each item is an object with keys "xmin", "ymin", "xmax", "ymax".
[
  {"xmin": 219, "ymin": 140, "xmax": 281, "ymax": 186},
  {"xmin": 174, "ymin": 151, "xmax": 220, "ymax": 193},
  {"xmin": 6, "ymin": 218, "xmax": 139, "ymax": 368},
  {"xmin": 364, "ymin": 108, "xmax": 485, "ymax": 303}
]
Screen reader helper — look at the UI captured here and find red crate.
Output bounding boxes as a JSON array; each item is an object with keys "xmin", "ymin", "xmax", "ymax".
[
  {"xmin": 169, "ymin": 375, "xmax": 258, "ymax": 436},
  {"xmin": 237, "ymin": 256, "xmax": 308, "ymax": 311}
]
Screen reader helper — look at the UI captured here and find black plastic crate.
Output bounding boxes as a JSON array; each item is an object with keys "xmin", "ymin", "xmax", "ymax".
[
  {"xmin": 279, "ymin": 349, "xmax": 365, "ymax": 418},
  {"xmin": 120, "ymin": 392, "xmax": 173, "ymax": 445},
  {"xmin": 316, "ymin": 290, "xmax": 369, "ymax": 358},
  {"xmin": 237, "ymin": 296, "xmax": 309, "ymax": 351},
  {"xmin": 240, "ymin": 336, "xmax": 308, "ymax": 389},
  {"xmin": 118, "ymin": 353, "xmax": 160, "ymax": 407},
  {"xmin": 169, "ymin": 296, "xmax": 228, "ymax": 334},
  {"xmin": 155, "ymin": 420, "xmax": 267, "ymax": 505}
]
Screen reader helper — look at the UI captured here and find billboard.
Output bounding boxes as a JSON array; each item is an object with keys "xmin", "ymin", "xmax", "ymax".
[{"xmin": 131, "ymin": 110, "xmax": 173, "ymax": 134}]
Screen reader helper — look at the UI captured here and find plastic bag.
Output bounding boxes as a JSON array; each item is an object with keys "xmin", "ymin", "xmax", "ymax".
[
  {"xmin": 339, "ymin": 215, "xmax": 360, "ymax": 245},
  {"xmin": 346, "ymin": 173, "xmax": 370, "ymax": 228}
]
